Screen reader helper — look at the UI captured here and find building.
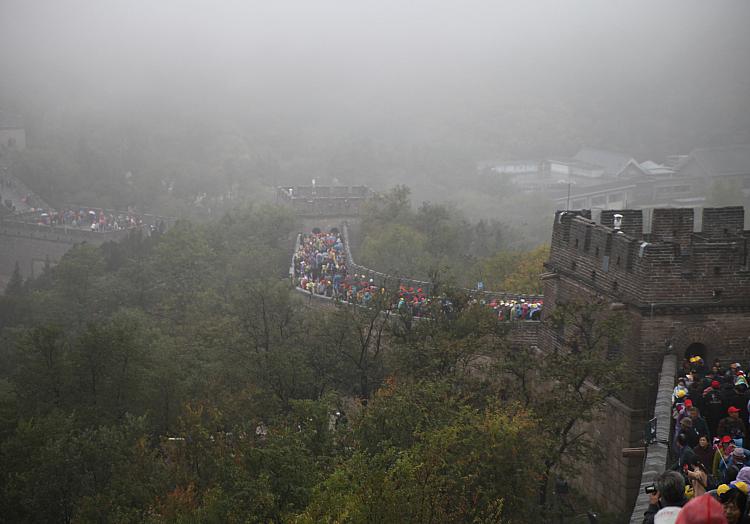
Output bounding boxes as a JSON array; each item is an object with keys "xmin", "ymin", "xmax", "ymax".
[{"xmin": 551, "ymin": 144, "xmax": 750, "ymax": 215}]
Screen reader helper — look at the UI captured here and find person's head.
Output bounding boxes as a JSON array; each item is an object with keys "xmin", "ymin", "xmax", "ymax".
[
  {"xmin": 722, "ymin": 436, "xmax": 734, "ymax": 450},
  {"xmin": 689, "ymin": 406, "xmax": 700, "ymax": 419},
  {"xmin": 718, "ymin": 484, "xmax": 748, "ymax": 524},
  {"xmin": 681, "ymin": 417, "xmax": 694, "ymax": 429},
  {"xmin": 675, "ymin": 494, "xmax": 727, "ymax": 524},
  {"xmin": 728, "ymin": 407, "xmax": 741, "ymax": 419},
  {"xmin": 656, "ymin": 471, "xmax": 687, "ymax": 506},
  {"xmin": 733, "ymin": 448, "xmax": 746, "ymax": 465},
  {"xmin": 699, "ymin": 435, "xmax": 710, "ymax": 449}
]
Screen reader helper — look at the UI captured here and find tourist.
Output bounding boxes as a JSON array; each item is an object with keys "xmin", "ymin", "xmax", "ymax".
[
  {"xmin": 718, "ymin": 407, "xmax": 747, "ymax": 448},
  {"xmin": 695, "ymin": 436, "xmax": 716, "ymax": 474},
  {"xmin": 643, "ymin": 471, "xmax": 688, "ymax": 524}
]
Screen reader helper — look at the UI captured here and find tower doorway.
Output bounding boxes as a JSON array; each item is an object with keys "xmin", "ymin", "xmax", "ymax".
[{"xmin": 685, "ymin": 342, "xmax": 708, "ymax": 361}]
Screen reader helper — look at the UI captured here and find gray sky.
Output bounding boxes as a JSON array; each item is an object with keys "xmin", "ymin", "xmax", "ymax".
[{"xmin": 1, "ymin": 0, "xmax": 749, "ymax": 158}]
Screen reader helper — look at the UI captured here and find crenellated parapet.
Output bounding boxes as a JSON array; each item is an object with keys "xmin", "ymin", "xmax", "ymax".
[
  {"xmin": 546, "ymin": 206, "xmax": 750, "ymax": 309},
  {"xmin": 277, "ymin": 186, "xmax": 373, "ymax": 217}
]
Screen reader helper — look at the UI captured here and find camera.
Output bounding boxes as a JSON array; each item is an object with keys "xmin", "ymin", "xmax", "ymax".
[{"xmin": 645, "ymin": 484, "xmax": 657, "ymax": 494}]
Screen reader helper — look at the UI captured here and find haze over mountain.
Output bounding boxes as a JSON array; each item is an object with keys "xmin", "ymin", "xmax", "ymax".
[{"xmin": 2, "ymin": 0, "xmax": 748, "ymax": 165}]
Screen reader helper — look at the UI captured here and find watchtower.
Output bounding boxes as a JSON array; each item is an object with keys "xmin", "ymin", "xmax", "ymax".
[
  {"xmin": 542, "ymin": 206, "xmax": 750, "ymax": 511},
  {"xmin": 543, "ymin": 206, "xmax": 750, "ymax": 377},
  {"xmin": 277, "ymin": 185, "xmax": 373, "ymax": 232}
]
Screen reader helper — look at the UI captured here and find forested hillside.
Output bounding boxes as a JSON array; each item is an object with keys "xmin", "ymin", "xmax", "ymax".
[{"xmin": 0, "ymin": 203, "xmax": 623, "ymax": 523}]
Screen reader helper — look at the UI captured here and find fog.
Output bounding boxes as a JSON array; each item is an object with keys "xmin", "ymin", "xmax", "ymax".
[{"xmin": 1, "ymin": 0, "xmax": 749, "ymax": 216}]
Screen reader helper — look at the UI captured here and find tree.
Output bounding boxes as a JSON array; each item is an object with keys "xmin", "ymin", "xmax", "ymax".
[
  {"xmin": 5, "ymin": 261, "xmax": 23, "ymax": 296},
  {"xmin": 496, "ymin": 299, "xmax": 628, "ymax": 506},
  {"xmin": 359, "ymin": 223, "xmax": 429, "ymax": 278},
  {"xmin": 500, "ymin": 244, "xmax": 549, "ymax": 294},
  {"xmin": 299, "ymin": 380, "xmax": 543, "ymax": 523},
  {"xmin": 389, "ymin": 297, "xmax": 508, "ymax": 386},
  {"xmin": 12, "ymin": 325, "xmax": 70, "ymax": 416},
  {"xmin": 50, "ymin": 244, "xmax": 106, "ymax": 329},
  {"xmin": 324, "ymin": 292, "xmax": 392, "ymax": 400}
]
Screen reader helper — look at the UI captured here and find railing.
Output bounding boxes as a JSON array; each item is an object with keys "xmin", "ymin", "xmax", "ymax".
[
  {"xmin": 628, "ymin": 354, "xmax": 677, "ymax": 524},
  {"xmin": 0, "ymin": 218, "xmax": 133, "ymax": 243}
]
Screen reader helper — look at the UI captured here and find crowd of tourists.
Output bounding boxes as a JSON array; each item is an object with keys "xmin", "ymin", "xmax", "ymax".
[
  {"xmin": 643, "ymin": 356, "xmax": 750, "ymax": 523},
  {"xmin": 292, "ymin": 229, "xmax": 542, "ymax": 320},
  {"xmin": 27, "ymin": 207, "xmax": 145, "ymax": 232}
]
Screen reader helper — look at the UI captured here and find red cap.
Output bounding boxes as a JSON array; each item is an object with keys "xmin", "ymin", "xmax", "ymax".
[
  {"xmin": 729, "ymin": 406, "xmax": 741, "ymax": 414},
  {"xmin": 722, "ymin": 435, "xmax": 732, "ymax": 443},
  {"xmin": 685, "ymin": 399, "xmax": 693, "ymax": 408},
  {"xmin": 712, "ymin": 380, "xmax": 721, "ymax": 388},
  {"xmin": 675, "ymin": 494, "xmax": 727, "ymax": 524}
]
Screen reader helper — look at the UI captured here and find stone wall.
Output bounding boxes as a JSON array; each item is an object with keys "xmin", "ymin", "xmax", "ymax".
[
  {"xmin": 573, "ymin": 394, "xmax": 646, "ymax": 514},
  {"xmin": 629, "ymin": 355, "xmax": 677, "ymax": 524},
  {"xmin": 0, "ymin": 221, "xmax": 130, "ymax": 291}
]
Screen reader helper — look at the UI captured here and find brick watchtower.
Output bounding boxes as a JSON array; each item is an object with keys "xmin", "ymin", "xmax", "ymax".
[
  {"xmin": 541, "ymin": 206, "xmax": 750, "ymax": 511},
  {"xmin": 277, "ymin": 185, "xmax": 373, "ymax": 233},
  {"xmin": 543, "ymin": 206, "xmax": 750, "ymax": 380}
]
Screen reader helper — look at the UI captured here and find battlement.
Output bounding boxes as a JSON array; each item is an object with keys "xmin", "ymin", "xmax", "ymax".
[
  {"xmin": 276, "ymin": 186, "xmax": 373, "ymax": 216},
  {"xmin": 277, "ymin": 185, "xmax": 372, "ymax": 200},
  {"xmin": 546, "ymin": 207, "xmax": 750, "ymax": 307}
]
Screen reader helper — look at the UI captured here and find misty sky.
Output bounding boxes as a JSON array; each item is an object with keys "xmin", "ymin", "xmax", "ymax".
[{"xmin": 1, "ymin": 0, "xmax": 749, "ymax": 159}]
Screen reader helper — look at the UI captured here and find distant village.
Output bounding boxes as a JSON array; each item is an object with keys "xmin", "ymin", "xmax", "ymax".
[{"xmin": 481, "ymin": 144, "xmax": 750, "ymax": 218}]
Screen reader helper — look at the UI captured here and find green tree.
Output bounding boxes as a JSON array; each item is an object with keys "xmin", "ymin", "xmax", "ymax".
[
  {"xmin": 5, "ymin": 261, "xmax": 24, "ymax": 296},
  {"xmin": 12, "ymin": 325, "xmax": 70, "ymax": 416},
  {"xmin": 300, "ymin": 380, "xmax": 543, "ymax": 523},
  {"xmin": 497, "ymin": 299, "xmax": 627, "ymax": 506},
  {"xmin": 359, "ymin": 223, "xmax": 429, "ymax": 278},
  {"xmin": 50, "ymin": 244, "xmax": 106, "ymax": 329},
  {"xmin": 500, "ymin": 244, "xmax": 549, "ymax": 294}
]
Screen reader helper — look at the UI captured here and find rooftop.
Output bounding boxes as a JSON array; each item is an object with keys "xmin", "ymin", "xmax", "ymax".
[{"xmin": 574, "ymin": 147, "xmax": 635, "ymax": 177}]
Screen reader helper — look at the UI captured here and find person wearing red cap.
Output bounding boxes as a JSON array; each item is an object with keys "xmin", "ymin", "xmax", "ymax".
[
  {"xmin": 675, "ymin": 494, "xmax": 728, "ymax": 524},
  {"xmin": 718, "ymin": 407, "xmax": 747, "ymax": 448}
]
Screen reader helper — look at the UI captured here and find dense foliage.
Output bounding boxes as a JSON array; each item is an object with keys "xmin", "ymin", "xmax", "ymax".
[
  {"xmin": 0, "ymin": 204, "xmax": 624, "ymax": 523},
  {"xmin": 356, "ymin": 186, "xmax": 549, "ymax": 292}
]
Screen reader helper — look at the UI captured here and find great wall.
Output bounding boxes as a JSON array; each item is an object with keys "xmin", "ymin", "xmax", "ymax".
[{"xmin": 2, "ymin": 183, "xmax": 749, "ymax": 517}]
